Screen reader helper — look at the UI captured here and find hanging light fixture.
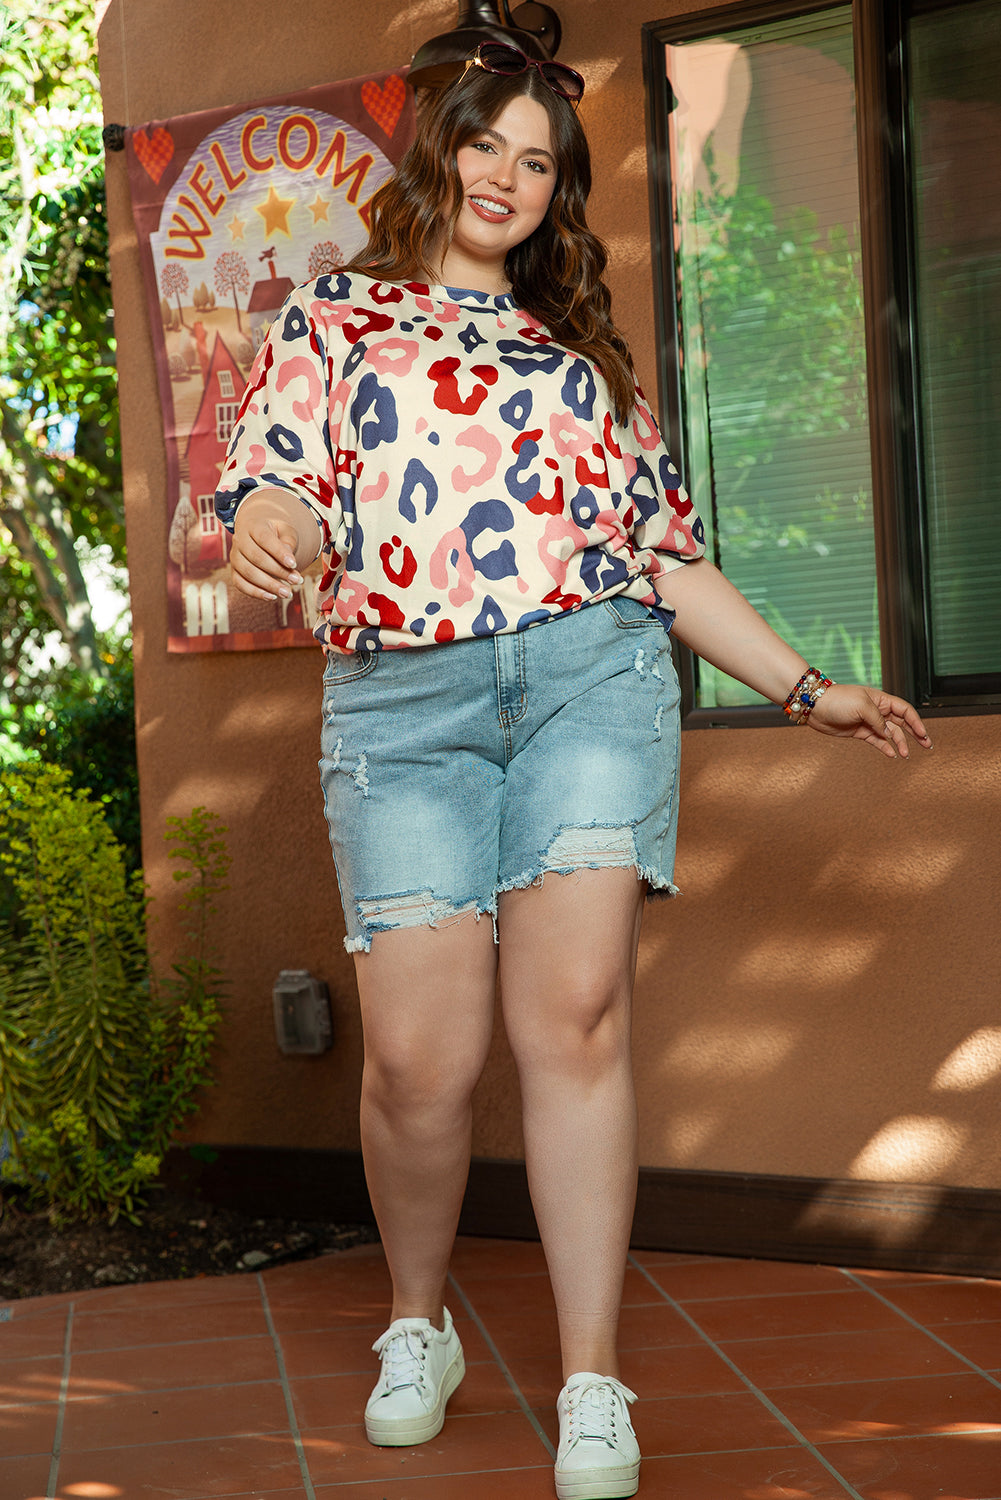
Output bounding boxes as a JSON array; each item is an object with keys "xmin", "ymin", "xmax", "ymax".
[{"xmin": 408, "ymin": 1, "xmax": 564, "ymax": 91}]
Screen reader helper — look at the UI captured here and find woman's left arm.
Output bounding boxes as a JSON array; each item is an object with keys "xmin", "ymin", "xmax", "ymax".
[{"xmin": 657, "ymin": 558, "xmax": 933, "ymax": 760}]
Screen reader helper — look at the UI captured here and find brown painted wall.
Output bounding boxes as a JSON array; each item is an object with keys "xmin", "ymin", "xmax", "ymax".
[{"xmin": 97, "ymin": 0, "xmax": 1001, "ymax": 1193}]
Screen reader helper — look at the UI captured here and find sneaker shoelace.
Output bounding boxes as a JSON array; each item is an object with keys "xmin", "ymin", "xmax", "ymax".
[
  {"xmin": 564, "ymin": 1377, "xmax": 637, "ymax": 1448},
  {"xmin": 372, "ymin": 1325, "xmax": 432, "ymax": 1394}
]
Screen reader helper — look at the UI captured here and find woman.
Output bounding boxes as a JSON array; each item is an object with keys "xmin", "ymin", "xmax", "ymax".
[{"xmin": 217, "ymin": 44, "xmax": 932, "ymax": 1500}]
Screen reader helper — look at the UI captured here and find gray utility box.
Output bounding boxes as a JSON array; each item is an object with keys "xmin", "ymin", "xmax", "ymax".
[{"xmin": 272, "ymin": 969, "xmax": 333, "ymax": 1055}]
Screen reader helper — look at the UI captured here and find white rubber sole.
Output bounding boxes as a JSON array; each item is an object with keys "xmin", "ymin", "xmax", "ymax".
[
  {"xmin": 364, "ymin": 1349, "xmax": 465, "ymax": 1446},
  {"xmin": 554, "ymin": 1458, "xmax": 640, "ymax": 1500}
]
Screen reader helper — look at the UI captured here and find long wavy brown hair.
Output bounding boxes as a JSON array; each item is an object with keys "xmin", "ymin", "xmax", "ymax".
[{"xmin": 342, "ymin": 64, "xmax": 637, "ymax": 418}]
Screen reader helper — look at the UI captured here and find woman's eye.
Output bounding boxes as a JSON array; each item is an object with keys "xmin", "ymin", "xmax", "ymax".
[
  {"xmin": 525, "ymin": 159, "xmax": 549, "ymax": 174},
  {"xmin": 472, "ymin": 140, "xmax": 495, "ymax": 153}
]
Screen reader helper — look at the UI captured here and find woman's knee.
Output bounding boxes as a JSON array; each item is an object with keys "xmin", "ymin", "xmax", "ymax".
[
  {"xmin": 508, "ymin": 976, "xmax": 632, "ymax": 1074},
  {"xmin": 362, "ymin": 1034, "xmax": 485, "ymax": 1118}
]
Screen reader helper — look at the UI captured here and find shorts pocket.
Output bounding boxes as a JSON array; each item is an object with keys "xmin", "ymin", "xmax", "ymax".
[
  {"xmin": 602, "ymin": 595, "xmax": 662, "ymax": 630},
  {"xmin": 322, "ymin": 649, "xmax": 379, "ymax": 687}
]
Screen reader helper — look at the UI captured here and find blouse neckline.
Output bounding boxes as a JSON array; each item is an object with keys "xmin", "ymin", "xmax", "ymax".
[{"xmin": 405, "ymin": 280, "xmax": 517, "ymax": 312}]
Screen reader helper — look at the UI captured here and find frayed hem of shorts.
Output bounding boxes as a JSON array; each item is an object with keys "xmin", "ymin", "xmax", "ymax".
[
  {"xmin": 343, "ymin": 896, "xmax": 496, "ymax": 955},
  {"xmin": 495, "ymin": 861, "xmax": 679, "ymax": 903},
  {"xmin": 342, "ymin": 860, "xmax": 678, "ymax": 953}
]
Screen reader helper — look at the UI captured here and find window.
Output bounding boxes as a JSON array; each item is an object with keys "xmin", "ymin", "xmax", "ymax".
[
  {"xmin": 217, "ymin": 369, "xmax": 235, "ymax": 399},
  {"xmin": 644, "ymin": 0, "xmax": 1001, "ymax": 716},
  {"xmin": 215, "ymin": 402, "xmax": 239, "ymax": 443},
  {"xmin": 198, "ymin": 494, "xmax": 221, "ymax": 534}
]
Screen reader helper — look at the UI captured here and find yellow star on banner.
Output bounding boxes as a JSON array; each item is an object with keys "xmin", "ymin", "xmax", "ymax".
[
  {"xmin": 255, "ymin": 185, "xmax": 296, "ymax": 237},
  {"xmin": 228, "ymin": 214, "xmax": 246, "ymax": 241},
  {"xmin": 308, "ymin": 193, "xmax": 331, "ymax": 224}
]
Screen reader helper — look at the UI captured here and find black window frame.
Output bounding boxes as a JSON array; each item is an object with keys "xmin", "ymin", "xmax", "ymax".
[{"xmin": 642, "ymin": 0, "xmax": 1001, "ymax": 725}]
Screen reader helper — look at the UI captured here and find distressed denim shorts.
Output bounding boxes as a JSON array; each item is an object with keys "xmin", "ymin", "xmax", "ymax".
[{"xmin": 318, "ymin": 594, "xmax": 683, "ymax": 954}]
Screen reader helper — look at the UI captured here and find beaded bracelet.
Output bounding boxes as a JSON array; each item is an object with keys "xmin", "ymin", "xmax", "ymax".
[{"xmin": 783, "ymin": 666, "xmax": 834, "ymax": 725}]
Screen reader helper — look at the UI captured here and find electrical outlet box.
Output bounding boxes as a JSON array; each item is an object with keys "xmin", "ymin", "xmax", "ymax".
[{"xmin": 272, "ymin": 969, "xmax": 333, "ymax": 1055}]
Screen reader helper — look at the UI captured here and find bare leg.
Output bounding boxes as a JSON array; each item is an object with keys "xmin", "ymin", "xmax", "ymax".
[
  {"xmin": 354, "ymin": 915, "xmax": 498, "ymax": 1329},
  {"xmin": 499, "ymin": 869, "xmax": 645, "ymax": 1381}
]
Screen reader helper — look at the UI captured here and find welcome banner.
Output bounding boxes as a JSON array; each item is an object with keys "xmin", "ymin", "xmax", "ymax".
[{"xmin": 126, "ymin": 72, "xmax": 415, "ymax": 652}]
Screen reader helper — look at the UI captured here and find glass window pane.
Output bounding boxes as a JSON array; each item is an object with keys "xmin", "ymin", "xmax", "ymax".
[
  {"xmin": 665, "ymin": 9, "xmax": 879, "ymax": 708},
  {"xmin": 910, "ymin": 1, "xmax": 1001, "ymax": 679}
]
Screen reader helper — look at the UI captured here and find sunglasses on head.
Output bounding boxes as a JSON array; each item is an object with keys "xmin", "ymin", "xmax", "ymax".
[{"xmin": 465, "ymin": 41, "xmax": 585, "ymax": 109}]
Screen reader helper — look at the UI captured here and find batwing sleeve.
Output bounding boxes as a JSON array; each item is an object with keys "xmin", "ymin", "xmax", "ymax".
[
  {"xmin": 612, "ymin": 388, "xmax": 706, "ymax": 580},
  {"xmin": 214, "ymin": 288, "xmax": 340, "ymax": 549}
]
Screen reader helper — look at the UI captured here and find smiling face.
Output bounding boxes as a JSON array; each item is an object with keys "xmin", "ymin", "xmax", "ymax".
[{"xmin": 438, "ymin": 94, "xmax": 557, "ymax": 293}]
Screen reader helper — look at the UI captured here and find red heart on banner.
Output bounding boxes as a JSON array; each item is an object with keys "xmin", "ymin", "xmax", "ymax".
[
  {"xmin": 133, "ymin": 125, "xmax": 175, "ymax": 184},
  {"xmin": 361, "ymin": 75, "xmax": 406, "ymax": 138}
]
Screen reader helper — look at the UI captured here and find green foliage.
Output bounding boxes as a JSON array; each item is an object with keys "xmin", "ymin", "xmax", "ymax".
[
  {"xmin": 1, "ymin": 653, "xmax": 140, "ymax": 867},
  {"xmin": 0, "ymin": 766, "xmax": 228, "ymax": 1224},
  {"xmin": 1, "ymin": 0, "xmax": 126, "ymax": 707}
]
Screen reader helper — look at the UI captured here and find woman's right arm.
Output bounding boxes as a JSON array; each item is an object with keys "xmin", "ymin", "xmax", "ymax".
[{"xmin": 229, "ymin": 488, "xmax": 323, "ymax": 602}]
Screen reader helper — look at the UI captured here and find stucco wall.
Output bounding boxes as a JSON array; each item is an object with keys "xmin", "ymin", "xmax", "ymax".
[{"xmin": 98, "ymin": 0, "xmax": 1001, "ymax": 1192}]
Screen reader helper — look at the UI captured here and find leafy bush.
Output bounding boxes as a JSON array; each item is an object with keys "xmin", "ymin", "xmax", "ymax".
[{"xmin": 0, "ymin": 765, "xmax": 228, "ymax": 1223}]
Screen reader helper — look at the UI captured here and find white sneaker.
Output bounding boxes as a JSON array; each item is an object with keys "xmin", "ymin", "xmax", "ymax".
[
  {"xmin": 364, "ymin": 1307, "xmax": 465, "ymax": 1446},
  {"xmin": 555, "ymin": 1371, "xmax": 640, "ymax": 1499}
]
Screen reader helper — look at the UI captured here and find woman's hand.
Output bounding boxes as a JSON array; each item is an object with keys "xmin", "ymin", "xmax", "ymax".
[
  {"xmin": 806, "ymin": 684, "xmax": 933, "ymax": 760},
  {"xmin": 229, "ymin": 490, "xmax": 321, "ymax": 601}
]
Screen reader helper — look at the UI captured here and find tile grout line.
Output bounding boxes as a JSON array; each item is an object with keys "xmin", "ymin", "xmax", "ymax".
[
  {"xmin": 447, "ymin": 1269, "xmax": 557, "ymax": 1460},
  {"xmin": 45, "ymin": 1301, "xmax": 75, "ymax": 1500},
  {"xmin": 627, "ymin": 1255, "xmax": 866, "ymax": 1500},
  {"xmin": 839, "ymin": 1267, "xmax": 1001, "ymax": 1393},
  {"xmin": 257, "ymin": 1274, "xmax": 317, "ymax": 1500}
]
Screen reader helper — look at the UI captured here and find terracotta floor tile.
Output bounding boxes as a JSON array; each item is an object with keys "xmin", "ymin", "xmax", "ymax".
[
  {"xmin": 0, "ymin": 1452, "xmax": 52, "ymax": 1500},
  {"xmin": 929, "ymin": 1320, "xmax": 1001, "ymax": 1371},
  {"xmin": 473, "ymin": 1306, "xmax": 560, "ymax": 1363},
  {"xmin": 67, "ymin": 1334, "xmax": 279, "ymax": 1397},
  {"xmin": 533, "ymin": 1389, "xmax": 793, "ymax": 1456},
  {"xmin": 490, "ymin": 1349, "xmax": 564, "ymax": 1405},
  {"xmin": 301, "ymin": 1408, "xmax": 549, "ymax": 1485},
  {"xmin": 314, "ymin": 1465, "xmax": 556, "ymax": 1495},
  {"xmin": 691, "ymin": 1289, "xmax": 905, "ymax": 1344},
  {"xmin": 723, "ymin": 1325, "xmax": 970, "ymax": 1390},
  {"xmin": 70, "ymin": 1296, "xmax": 270, "ymax": 1352},
  {"xmin": 203, "ymin": 1493, "xmax": 310, "ymax": 1499},
  {"xmin": 642, "ymin": 1444, "xmax": 856, "ymax": 1497},
  {"xmin": 0, "ymin": 1401, "xmax": 59, "ymax": 1456},
  {"xmin": 773, "ymin": 1370, "xmax": 1001, "ymax": 1443},
  {"xmin": 853, "ymin": 1266, "xmax": 994, "ymax": 1287},
  {"xmin": 818, "ymin": 1430, "xmax": 1001, "ymax": 1498},
  {"xmin": 616, "ymin": 1299, "xmax": 704, "ymax": 1349},
  {"xmin": 0, "ymin": 1357, "xmax": 65, "ymax": 1405},
  {"xmin": 869, "ymin": 1278, "xmax": 1001, "ymax": 1325},
  {"xmin": 0, "ymin": 1309, "xmax": 70, "ymax": 1360},
  {"xmin": 53, "ymin": 1433, "xmax": 305, "ymax": 1498},
  {"xmin": 454, "ymin": 1269, "xmax": 556, "ymax": 1319},
  {"xmin": 59, "ymin": 1378, "xmax": 291, "ymax": 1452},
  {"xmin": 629, "ymin": 1249, "xmax": 723, "ymax": 1266},
  {"xmin": 263, "ymin": 1288, "xmax": 392, "ymax": 1334},
  {"xmin": 448, "ymin": 1237, "xmax": 550, "ymax": 1278},
  {"xmin": 62, "ymin": 1270, "xmax": 261, "ymax": 1314},
  {"xmin": 618, "ymin": 1341, "xmax": 748, "ymax": 1399},
  {"xmin": 636, "ymin": 1255, "xmax": 849, "ymax": 1302}
]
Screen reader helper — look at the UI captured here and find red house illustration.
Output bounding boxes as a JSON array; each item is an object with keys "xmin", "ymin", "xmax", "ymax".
[{"xmin": 184, "ymin": 333, "xmax": 246, "ymax": 570}]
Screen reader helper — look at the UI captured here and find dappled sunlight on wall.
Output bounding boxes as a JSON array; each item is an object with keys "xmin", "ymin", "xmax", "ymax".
[
  {"xmin": 632, "ymin": 719, "xmax": 1001, "ymax": 1189},
  {"xmin": 933, "ymin": 1028, "xmax": 1001, "ymax": 1092},
  {"xmin": 849, "ymin": 1115, "xmax": 972, "ymax": 1181}
]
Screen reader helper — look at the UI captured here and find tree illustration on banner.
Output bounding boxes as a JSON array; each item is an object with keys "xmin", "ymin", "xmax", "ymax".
[
  {"xmin": 308, "ymin": 241, "xmax": 343, "ymax": 277},
  {"xmin": 161, "ymin": 263, "xmax": 189, "ymax": 329},
  {"xmin": 213, "ymin": 252, "xmax": 250, "ymax": 332}
]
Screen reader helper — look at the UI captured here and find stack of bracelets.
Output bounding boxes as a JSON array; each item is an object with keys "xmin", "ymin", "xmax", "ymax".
[{"xmin": 783, "ymin": 666, "xmax": 835, "ymax": 725}]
